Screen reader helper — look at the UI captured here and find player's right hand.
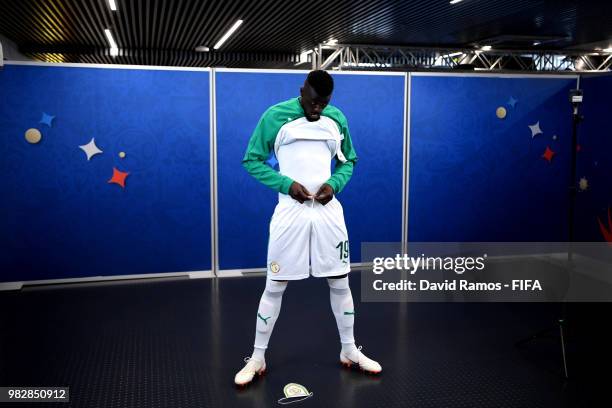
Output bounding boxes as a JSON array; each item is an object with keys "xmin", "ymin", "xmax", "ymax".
[{"xmin": 289, "ymin": 182, "xmax": 314, "ymax": 204}]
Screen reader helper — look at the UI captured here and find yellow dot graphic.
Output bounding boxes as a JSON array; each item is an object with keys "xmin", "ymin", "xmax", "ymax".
[
  {"xmin": 496, "ymin": 107, "xmax": 507, "ymax": 119},
  {"xmin": 119, "ymin": 152, "xmax": 126, "ymax": 158},
  {"xmin": 25, "ymin": 128, "xmax": 42, "ymax": 144}
]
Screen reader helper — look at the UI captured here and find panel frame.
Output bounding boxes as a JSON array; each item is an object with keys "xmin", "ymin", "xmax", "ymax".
[
  {"xmin": 213, "ymin": 68, "xmax": 408, "ymax": 277},
  {"xmin": 1, "ymin": 63, "xmax": 582, "ymax": 289},
  {"xmin": 405, "ymin": 71, "xmax": 580, "ymax": 244},
  {"xmin": 0, "ymin": 61, "xmax": 214, "ymax": 290},
  {"xmin": 5, "ymin": 60, "xmax": 212, "ymax": 72}
]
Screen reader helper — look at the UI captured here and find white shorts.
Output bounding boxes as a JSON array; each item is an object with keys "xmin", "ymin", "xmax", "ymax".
[{"xmin": 266, "ymin": 195, "xmax": 351, "ymax": 280}]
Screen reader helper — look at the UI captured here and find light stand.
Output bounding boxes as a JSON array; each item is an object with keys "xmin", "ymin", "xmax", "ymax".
[
  {"xmin": 568, "ymin": 88, "xmax": 584, "ymax": 265},
  {"xmin": 515, "ymin": 88, "xmax": 584, "ymax": 380}
]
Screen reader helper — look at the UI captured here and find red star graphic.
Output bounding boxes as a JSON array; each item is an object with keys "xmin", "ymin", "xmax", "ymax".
[
  {"xmin": 541, "ymin": 146, "xmax": 555, "ymax": 163},
  {"xmin": 108, "ymin": 167, "xmax": 129, "ymax": 189},
  {"xmin": 598, "ymin": 207, "xmax": 612, "ymax": 243}
]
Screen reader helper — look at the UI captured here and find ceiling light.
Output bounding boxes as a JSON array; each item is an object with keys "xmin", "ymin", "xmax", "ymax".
[
  {"xmin": 604, "ymin": 47, "xmax": 612, "ymax": 53},
  {"xmin": 104, "ymin": 29, "xmax": 119, "ymax": 57},
  {"xmin": 295, "ymin": 50, "xmax": 314, "ymax": 66},
  {"xmin": 107, "ymin": 0, "xmax": 117, "ymax": 11},
  {"xmin": 449, "ymin": 0, "xmax": 463, "ymax": 4},
  {"xmin": 299, "ymin": 50, "xmax": 313, "ymax": 63},
  {"xmin": 533, "ymin": 41, "xmax": 541, "ymax": 46},
  {"xmin": 195, "ymin": 46, "xmax": 210, "ymax": 52},
  {"xmin": 214, "ymin": 20, "xmax": 243, "ymax": 50},
  {"xmin": 327, "ymin": 38, "xmax": 338, "ymax": 45},
  {"xmin": 481, "ymin": 45, "xmax": 492, "ymax": 51}
]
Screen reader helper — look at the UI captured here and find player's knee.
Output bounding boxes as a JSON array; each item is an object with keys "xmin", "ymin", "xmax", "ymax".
[
  {"xmin": 256, "ymin": 279, "xmax": 287, "ymax": 333},
  {"xmin": 328, "ymin": 276, "xmax": 349, "ymax": 290},
  {"xmin": 266, "ymin": 278, "xmax": 288, "ymax": 294},
  {"xmin": 328, "ymin": 277, "xmax": 354, "ymax": 327}
]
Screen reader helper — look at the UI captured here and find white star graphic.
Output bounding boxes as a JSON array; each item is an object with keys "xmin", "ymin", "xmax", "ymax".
[
  {"xmin": 529, "ymin": 121, "xmax": 543, "ymax": 138},
  {"xmin": 79, "ymin": 137, "xmax": 103, "ymax": 161},
  {"xmin": 579, "ymin": 177, "xmax": 589, "ymax": 191}
]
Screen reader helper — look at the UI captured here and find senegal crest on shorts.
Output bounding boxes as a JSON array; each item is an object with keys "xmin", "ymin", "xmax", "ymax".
[{"xmin": 270, "ymin": 261, "xmax": 280, "ymax": 273}]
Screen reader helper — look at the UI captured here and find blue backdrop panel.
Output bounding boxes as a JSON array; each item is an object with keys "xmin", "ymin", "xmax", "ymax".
[
  {"xmin": 0, "ymin": 64, "xmax": 211, "ymax": 282},
  {"xmin": 409, "ymin": 75, "xmax": 577, "ymax": 242},
  {"xmin": 575, "ymin": 74, "xmax": 612, "ymax": 242},
  {"xmin": 216, "ymin": 71, "xmax": 404, "ymax": 270}
]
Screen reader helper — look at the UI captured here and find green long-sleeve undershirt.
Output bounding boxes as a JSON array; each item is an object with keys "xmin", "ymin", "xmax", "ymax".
[{"xmin": 242, "ymin": 97, "xmax": 358, "ymax": 194}]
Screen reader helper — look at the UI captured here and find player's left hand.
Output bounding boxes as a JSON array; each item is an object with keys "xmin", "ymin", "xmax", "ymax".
[{"xmin": 314, "ymin": 183, "xmax": 334, "ymax": 205}]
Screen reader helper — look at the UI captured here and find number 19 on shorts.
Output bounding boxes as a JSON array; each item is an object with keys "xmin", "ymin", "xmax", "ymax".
[{"xmin": 336, "ymin": 240, "xmax": 350, "ymax": 262}]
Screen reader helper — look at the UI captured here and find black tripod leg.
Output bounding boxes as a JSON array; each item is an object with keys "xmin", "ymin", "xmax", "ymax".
[{"xmin": 559, "ymin": 319, "xmax": 569, "ymax": 379}]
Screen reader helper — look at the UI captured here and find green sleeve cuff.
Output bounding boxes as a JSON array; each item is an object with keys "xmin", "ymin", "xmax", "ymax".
[
  {"xmin": 324, "ymin": 179, "xmax": 338, "ymax": 194},
  {"xmin": 279, "ymin": 176, "xmax": 294, "ymax": 195}
]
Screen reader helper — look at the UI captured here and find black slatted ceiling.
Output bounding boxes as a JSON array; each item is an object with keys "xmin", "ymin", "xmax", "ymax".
[{"xmin": 0, "ymin": 0, "xmax": 610, "ymax": 67}]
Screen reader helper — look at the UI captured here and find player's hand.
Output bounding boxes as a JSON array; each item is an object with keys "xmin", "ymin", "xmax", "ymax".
[
  {"xmin": 314, "ymin": 183, "xmax": 334, "ymax": 205},
  {"xmin": 289, "ymin": 182, "xmax": 314, "ymax": 204}
]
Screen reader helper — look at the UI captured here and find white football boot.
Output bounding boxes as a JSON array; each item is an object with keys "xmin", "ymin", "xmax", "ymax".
[
  {"xmin": 340, "ymin": 346, "xmax": 382, "ymax": 374},
  {"xmin": 234, "ymin": 357, "xmax": 266, "ymax": 386}
]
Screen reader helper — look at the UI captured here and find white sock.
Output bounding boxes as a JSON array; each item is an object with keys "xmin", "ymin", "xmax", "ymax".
[
  {"xmin": 342, "ymin": 343, "xmax": 359, "ymax": 357},
  {"xmin": 251, "ymin": 279, "xmax": 288, "ymax": 361},
  {"xmin": 251, "ymin": 347, "xmax": 266, "ymax": 362},
  {"xmin": 328, "ymin": 276, "xmax": 356, "ymax": 350}
]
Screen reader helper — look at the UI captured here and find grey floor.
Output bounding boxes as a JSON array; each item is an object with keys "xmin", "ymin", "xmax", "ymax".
[{"xmin": 0, "ymin": 274, "xmax": 603, "ymax": 407}]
